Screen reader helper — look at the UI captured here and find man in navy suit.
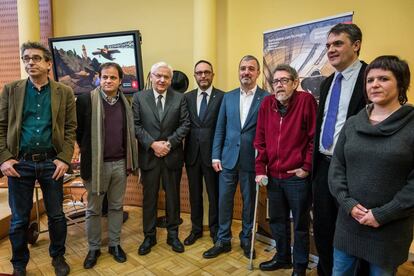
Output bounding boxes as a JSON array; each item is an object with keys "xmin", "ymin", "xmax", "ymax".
[
  {"xmin": 203, "ymin": 55, "xmax": 269, "ymax": 259},
  {"xmin": 184, "ymin": 60, "xmax": 224, "ymax": 246}
]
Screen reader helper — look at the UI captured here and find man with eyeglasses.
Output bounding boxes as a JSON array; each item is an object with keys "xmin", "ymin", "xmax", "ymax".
[
  {"xmin": 133, "ymin": 61, "xmax": 190, "ymax": 255},
  {"xmin": 203, "ymin": 55, "xmax": 269, "ymax": 259},
  {"xmin": 76, "ymin": 62, "xmax": 138, "ymax": 269},
  {"xmin": 254, "ymin": 64, "xmax": 317, "ymax": 276},
  {"xmin": 312, "ymin": 23, "xmax": 367, "ymax": 276},
  {"xmin": 0, "ymin": 42, "xmax": 76, "ymax": 276},
  {"xmin": 183, "ymin": 60, "xmax": 224, "ymax": 246}
]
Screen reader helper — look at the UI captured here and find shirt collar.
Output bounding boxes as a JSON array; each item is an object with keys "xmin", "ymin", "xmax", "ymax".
[
  {"xmin": 197, "ymin": 86, "xmax": 213, "ymax": 97},
  {"xmin": 27, "ymin": 77, "xmax": 50, "ymax": 92},
  {"xmin": 153, "ymin": 88, "xmax": 167, "ymax": 99},
  {"xmin": 240, "ymin": 85, "xmax": 257, "ymax": 96},
  {"xmin": 100, "ymin": 87, "xmax": 120, "ymax": 105},
  {"xmin": 338, "ymin": 59, "xmax": 362, "ymax": 81}
]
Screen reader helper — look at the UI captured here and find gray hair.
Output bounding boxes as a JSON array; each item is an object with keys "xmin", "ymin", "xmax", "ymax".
[{"xmin": 150, "ymin": 61, "xmax": 173, "ymax": 76}]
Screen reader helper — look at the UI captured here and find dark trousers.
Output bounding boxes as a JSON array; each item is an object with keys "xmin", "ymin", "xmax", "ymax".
[
  {"xmin": 216, "ymin": 168, "xmax": 255, "ymax": 244},
  {"xmin": 268, "ymin": 176, "xmax": 311, "ymax": 271},
  {"xmin": 8, "ymin": 159, "xmax": 66, "ymax": 269},
  {"xmin": 312, "ymin": 155, "xmax": 337, "ymax": 276},
  {"xmin": 186, "ymin": 157, "xmax": 218, "ymax": 237},
  {"xmin": 141, "ymin": 163, "xmax": 182, "ymax": 238}
]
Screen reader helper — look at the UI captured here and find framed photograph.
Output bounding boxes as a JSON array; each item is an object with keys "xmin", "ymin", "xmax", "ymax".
[{"xmin": 48, "ymin": 30, "xmax": 144, "ymax": 95}]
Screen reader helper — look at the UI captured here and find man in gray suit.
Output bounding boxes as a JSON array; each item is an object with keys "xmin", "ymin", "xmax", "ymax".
[
  {"xmin": 133, "ymin": 62, "xmax": 190, "ymax": 255},
  {"xmin": 184, "ymin": 60, "xmax": 224, "ymax": 246}
]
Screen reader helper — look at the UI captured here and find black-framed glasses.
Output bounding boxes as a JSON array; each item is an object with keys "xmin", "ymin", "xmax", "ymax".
[
  {"xmin": 272, "ymin": 78, "xmax": 292, "ymax": 85},
  {"xmin": 21, "ymin": 55, "xmax": 43, "ymax": 63},
  {"xmin": 194, "ymin": 70, "xmax": 212, "ymax": 77},
  {"xmin": 152, "ymin": 73, "xmax": 171, "ymax": 81}
]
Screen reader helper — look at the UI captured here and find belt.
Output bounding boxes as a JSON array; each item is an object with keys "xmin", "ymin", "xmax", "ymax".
[{"xmin": 19, "ymin": 150, "xmax": 56, "ymax": 162}]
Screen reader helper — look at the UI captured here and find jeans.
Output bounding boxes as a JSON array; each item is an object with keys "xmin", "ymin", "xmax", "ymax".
[
  {"xmin": 216, "ymin": 168, "xmax": 255, "ymax": 244},
  {"xmin": 8, "ymin": 159, "xmax": 66, "ymax": 269},
  {"xmin": 268, "ymin": 176, "xmax": 311, "ymax": 270},
  {"xmin": 333, "ymin": 248, "xmax": 396, "ymax": 276}
]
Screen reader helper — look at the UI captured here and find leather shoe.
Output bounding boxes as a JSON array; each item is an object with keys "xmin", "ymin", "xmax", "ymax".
[
  {"xmin": 167, "ymin": 237, "xmax": 185, "ymax": 253},
  {"xmin": 292, "ymin": 269, "xmax": 306, "ymax": 276},
  {"xmin": 83, "ymin": 249, "xmax": 101, "ymax": 269},
  {"xmin": 109, "ymin": 245, "xmax": 127, "ymax": 263},
  {"xmin": 259, "ymin": 259, "xmax": 292, "ymax": 271},
  {"xmin": 138, "ymin": 236, "xmax": 157, "ymax": 255},
  {"xmin": 52, "ymin": 255, "xmax": 70, "ymax": 276},
  {"xmin": 184, "ymin": 232, "xmax": 202, "ymax": 246},
  {"xmin": 202, "ymin": 242, "xmax": 231, "ymax": 259},
  {"xmin": 240, "ymin": 242, "xmax": 256, "ymax": 259},
  {"xmin": 12, "ymin": 268, "xmax": 26, "ymax": 276}
]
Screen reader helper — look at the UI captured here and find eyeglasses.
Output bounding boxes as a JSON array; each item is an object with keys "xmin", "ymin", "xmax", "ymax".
[
  {"xmin": 21, "ymin": 55, "xmax": 43, "ymax": 63},
  {"xmin": 152, "ymin": 73, "xmax": 171, "ymax": 81},
  {"xmin": 272, "ymin": 78, "xmax": 292, "ymax": 85},
  {"xmin": 194, "ymin": 70, "xmax": 212, "ymax": 77}
]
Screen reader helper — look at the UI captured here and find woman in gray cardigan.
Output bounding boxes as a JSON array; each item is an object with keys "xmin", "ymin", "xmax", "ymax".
[{"xmin": 328, "ymin": 55, "xmax": 414, "ymax": 276}]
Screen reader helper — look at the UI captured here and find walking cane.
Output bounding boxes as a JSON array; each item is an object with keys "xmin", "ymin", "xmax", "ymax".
[{"xmin": 247, "ymin": 176, "xmax": 268, "ymax": 270}]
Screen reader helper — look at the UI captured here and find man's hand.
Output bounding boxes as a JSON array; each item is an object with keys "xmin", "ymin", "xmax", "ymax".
[
  {"xmin": 287, "ymin": 168, "xmax": 309, "ymax": 178},
  {"xmin": 351, "ymin": 204, "xmax": 368, "ymax": 221},
  {"xmin": 52, "ymin": 159, "xmax": 69, "ymax": 180},
  {"xmin": 0, "ymin": 159, "xmax": 20, "ymax": 177},
  {"xmin": 359, "ymin": 210, "xmax": 380, "ymax": 228},
  {"xmin": 255, "ymin": 175, "xmax": 268, "ymax": 186},
  {"xmin": 151, "ymin": 141, "xmax": 170, "ymax": 157},
  {"xmin": 212, "ymin": 161, "xmax": 222, "ymax": 172}
]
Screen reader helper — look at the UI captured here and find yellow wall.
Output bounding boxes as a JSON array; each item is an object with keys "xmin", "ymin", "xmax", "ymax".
[{"xmin": 52, "ymin": 0, "xmax": 414, "ymax": 100}]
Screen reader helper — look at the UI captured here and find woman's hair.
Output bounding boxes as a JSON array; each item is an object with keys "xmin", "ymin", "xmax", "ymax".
[{"xmin": 365, "ymin": 55, "xmax": 410, "ymax": 105}]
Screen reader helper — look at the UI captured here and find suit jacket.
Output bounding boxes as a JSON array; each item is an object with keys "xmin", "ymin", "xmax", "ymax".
[
  {"xmin": 0, "ymin": 79, "xmax": 77, "ymax": 168},
  {"xmin": 312, "ymin": 61, "xmax": 367, "ymax": 177},
  {"xmin": 212, "ymin": 87, "xmax": 269, "ymax": 172},
  {"xmin": 184, "ymin": 87, "xmax": 224, "ymax": 167},
  {"xmin": 132, "ymin": 88, "xmax": 190, "ymax": 170}
]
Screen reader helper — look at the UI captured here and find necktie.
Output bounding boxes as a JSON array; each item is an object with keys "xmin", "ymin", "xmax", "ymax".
[
  {"xmin": 322, "ymin": 73, "xmax": 343, "ymax": 149},
  {"xmin": 157, "ymin": 94, "xmax": 163, "ymax": 119},
  {"xmin": 199, "ymin": 92, "xmax": 208, "ymax": 120}
]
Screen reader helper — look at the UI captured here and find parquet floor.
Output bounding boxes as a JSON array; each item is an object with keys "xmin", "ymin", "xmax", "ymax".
[{"xmin": 0, "ymin": 206, "xmax": 413, "ymax": 275}]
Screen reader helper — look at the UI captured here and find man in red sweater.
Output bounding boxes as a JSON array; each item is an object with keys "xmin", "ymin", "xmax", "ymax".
[{"xmin": 254, "ymin": 64, "xmax": 317, "ymax": 276}]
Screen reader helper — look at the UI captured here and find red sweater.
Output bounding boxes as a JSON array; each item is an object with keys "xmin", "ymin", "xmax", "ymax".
[{"xmin": 254, "ymin": 91, "xmax": 317, "ymax": 179}]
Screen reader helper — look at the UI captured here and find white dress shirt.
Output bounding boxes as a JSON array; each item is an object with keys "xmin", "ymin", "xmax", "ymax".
[
  {"xmin": 240, "ymin": 85, "xmax": 257, "ymax": 127},
  {"xmin": 153, "ymin": 89, "xmax": 167, "ymax": 110}
]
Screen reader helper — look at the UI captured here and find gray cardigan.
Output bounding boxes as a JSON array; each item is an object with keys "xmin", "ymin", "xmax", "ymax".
[{"xmin": 329, "ymin": 104, "xmax": 414, "ymax": 269}]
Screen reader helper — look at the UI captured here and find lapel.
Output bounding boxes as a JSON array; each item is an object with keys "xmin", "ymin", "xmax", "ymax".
[
  {"xmin": 232, "ymin": 90, "xmax": 242, "ymax": 130},
  {"xmin": 162, "ymin": 89, "xmax": 174, "ymax": 122},
  {"xmin": 242, "ymin": 88, "xmax": 264, "ymax": 129},
  {"xmin": 144, "ymin": 89, "xmax": 161, "ymax": 121},
  {"xmin": 187, "ymin": 89, "xmax": 200, "ymax": 124},
  {"xmin": 13, "ymin": 80, "xmax": 27, "ymax": 133},
  {"xmin": 204, "ymin": 88, "xmax": 219, "ymax": 122},
  {"xmin": 50, "ymin": 80, "xmax": 62, "ymax": 130}
]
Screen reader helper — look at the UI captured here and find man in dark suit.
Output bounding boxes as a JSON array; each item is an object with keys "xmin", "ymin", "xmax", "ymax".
[
  {"xmin": 183, "ymin": 60, "xmax": 224, "ymax": 246},
  {"xmin": 133, "ymin": 62, "xmax": 190, "ymax": 255},
  {"xmin": 312, "ymin": 23, "xmax": 367, "ymax": 276},
  {"xmin": 203, "ymin": 55, "xmax": 269, "ymax": 259}
]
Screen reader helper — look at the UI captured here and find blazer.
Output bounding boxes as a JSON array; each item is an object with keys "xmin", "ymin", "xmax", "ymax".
[
  {"xmin": 0, "ymin": 79, "xmax": 77, "ymax": 168},
  {"xmin": 212, "ymin": 87, "xmax": 269, "ymax": 172},
  {"xmin": 312, "ymin": 61, "xmax": 367, "ymax": 177},
  {"xmin": 184, "ymin": 87, "xmax": 224, "ymax": 167},
  {"xmin": 132, "ymin": 88, "xmax": 190, "ymax": 170}
]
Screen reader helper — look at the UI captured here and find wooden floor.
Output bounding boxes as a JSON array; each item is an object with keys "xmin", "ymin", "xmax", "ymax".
[{"xmin": 0, "ymin": 206, "xmax": 413, "ymax": 275}]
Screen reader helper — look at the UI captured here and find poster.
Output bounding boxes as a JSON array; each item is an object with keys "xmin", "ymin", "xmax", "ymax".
[{"xmin": 263, "ymin": 12, "xmax": 353, "ymax": 99}]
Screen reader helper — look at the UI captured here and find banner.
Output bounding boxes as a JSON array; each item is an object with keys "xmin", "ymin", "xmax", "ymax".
[{"xmin": 263, "ymin": 12, "xmax": 353, "ymax": 100}]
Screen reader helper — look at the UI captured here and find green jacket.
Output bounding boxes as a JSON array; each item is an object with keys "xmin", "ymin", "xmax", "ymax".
[{"xmin": 0, "ymin": 79, "xmax": 77, "ymax": 173}]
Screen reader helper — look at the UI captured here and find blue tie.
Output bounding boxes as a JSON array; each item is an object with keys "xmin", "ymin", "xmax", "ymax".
[
  {"xmin": 199, "ymin": 92, "xmax": 208, "ymax": 120},
  {"xmin": 322, "ymin": 73, "xmax": 343, "ymax": 150}
]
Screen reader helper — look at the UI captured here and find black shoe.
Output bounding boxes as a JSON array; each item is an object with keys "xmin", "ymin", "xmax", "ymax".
[
  {"xmin": 13, "ymin": 268, "xmax": 26, "ymax": 276},
  {"xmin": 109, "ymin": 245, "xmax": 127, "ymax": 263},
  {"xmin": 83, "ymin": 249, "xmax": 101, "ymax": 269},
  {"xmin": 240, "ymin": 242, "xmax": 256, "ymax": 259},
  {"xmin": 292, "ymin": 269, "xmax": 307, "ymax": 276},
  {"xmin": 167, "ymin": 237, "xmax": 185, "ymax": 253},
  {"xmin": 52, "ymin": 255, "xmax": 70, "ymax": 276},
  {"xmin": 184, "ymin": 232, "xmax": 202, "ymax": 246},
  {"xmin": 259, "ymin": 259, "xmax": 292, "ymax": 271},
  {"xmin": 138, "ymin": 236, "xmax": 157, "ymax": 255},
  {"xmin": 202, "ymin": 241, "xmax": 231, "ymax": 259}
]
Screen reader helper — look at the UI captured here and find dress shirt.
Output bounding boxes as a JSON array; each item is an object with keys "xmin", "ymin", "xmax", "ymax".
[
  {"xmin": 153, "ymin": 89, "xmax": 167, "ymax": 110},
  {"xmin": 240, "ymin": 85, "xmax": 257, "ymax": 127},
  {"xmin": 319, "ymin": 60, "xmax": 362, "ymax": 155},
  {"xmin": 197, "ymin": 86, "xmax": 213, "ymax": 115}
]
